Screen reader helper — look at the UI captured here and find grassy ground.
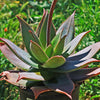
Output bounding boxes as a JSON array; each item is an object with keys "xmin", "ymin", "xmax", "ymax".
[{"xmin": 0, "ymin": 0, "xmax": 100, "ymax": 99}]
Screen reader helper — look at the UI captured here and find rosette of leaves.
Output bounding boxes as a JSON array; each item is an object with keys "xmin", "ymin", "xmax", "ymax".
[{"xmin": 0, "ymin": 0, "xmax": 100, "ymax": 100}]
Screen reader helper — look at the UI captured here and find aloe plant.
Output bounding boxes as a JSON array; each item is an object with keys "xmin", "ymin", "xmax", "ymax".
[{"xmin": 0, "ymin": 0, "xmax": 100, "ymax": 100}]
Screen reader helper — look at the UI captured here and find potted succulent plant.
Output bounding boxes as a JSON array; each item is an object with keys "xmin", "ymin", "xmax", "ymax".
[{"xmin": 0, "ymin": 0, "xmax": 100, "ymax": 100}]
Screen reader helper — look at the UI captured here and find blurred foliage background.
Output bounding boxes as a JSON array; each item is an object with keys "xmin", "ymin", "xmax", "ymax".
[{"xmin": 0, "ymin": 0, "xmax": 100, "ymax": 100}]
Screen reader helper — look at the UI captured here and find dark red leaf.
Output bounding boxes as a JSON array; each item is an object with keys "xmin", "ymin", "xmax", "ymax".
[
  {"xmin": 47, "ymin": 0, "xmax": 57, "ymax": 45},
  {"xmin": 44, "ymin": 74, "xmax": 74, "ymax": 99}
]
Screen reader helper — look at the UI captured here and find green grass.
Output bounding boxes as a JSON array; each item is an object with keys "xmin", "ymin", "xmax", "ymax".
[{"xmin": 0, "ymin": 0, "xmax": 100, "ymax": 99}]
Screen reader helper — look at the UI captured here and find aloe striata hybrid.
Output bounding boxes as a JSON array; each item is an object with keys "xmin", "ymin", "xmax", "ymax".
[{"xmin": 0, "ymin": 0, "xmax": 100, "ymax": 100}]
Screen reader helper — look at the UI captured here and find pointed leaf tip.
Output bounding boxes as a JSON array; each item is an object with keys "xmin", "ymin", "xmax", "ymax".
[
  {"xmin": 29, "ymin": 30, "xmax": 32, "ymax": 33},
  {"xmin": 0, "ymin": 42, "xmax": 5, "ymax": 46},
  {"xmin": 47, "ymin": 0, "xmax": 57, "ymax": 45},
  {"xmin": 63, "ymin": 31, "xmax": 91, "ymax": 57},
  {"xmin": 43, "ymin": 8, "xmax": 46, "ymax": 15}
]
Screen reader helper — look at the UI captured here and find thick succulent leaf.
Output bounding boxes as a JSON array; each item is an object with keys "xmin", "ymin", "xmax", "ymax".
[
  {"xmin": 45, "ymin": 44, "xmax": 53, "ymax": 58},
  {"xmin": 66, "ymin": 50, "xmax": 90, "ymax": 61},
  {"xmin": 42, "ymin": 56, "xmax": 66, "ymax": 68},
  {"xmin": 0, "ymin": 38, "xmax": 38, "ymax": 68},
  {"xmin": 70, "ymin": 67, "xmax": 100, "ymax": 82},
  {"xmin": 31, "ymin": 87, "xmax": 72, "ymax": 100},
  {"xmin": 52, "ymin": 35, "xmax": 66, "ymax": 56},
  {"xmin": 51, "ymin": 32, "xmax": 61, "ymax": 48},
  {"xmin": 39, "ymin": 13, "xmax": 56, "ymax": 49},
  {"xmin": 44, "ymin": 74, "xmax": 74, "ymax": 99},
  {"xmin": 50, "ymin": 22, "xmax": 56, "ymax": 41},
  {"xmin": 63, "ymin": 31, "xmax": 90, "ymax": 57},
  {"xmin": 31, "ymin": 86, "xmax": 52, "ymax": 99},
  {"xmin": 39, "ymin": 13, "xmax": 48, "ymax": 49},
  {"xmin": 0, "ymin": 43, "xmax": 31, "ymax": 71},
  {"xmin": 30, "ymin": 40, "xmax": 49, "ymax": 63},
  {"xmin": 17, "ymin": 16, "xmax": 40, "ymax": 55},
  {"xmin": 69, "ymin": 42, "xmax": 100, "ymax": 60},
  {"xmin": 17, "ymin": 72, "xmax": 44, "ymax": 82},
  {"xmin": 0, "ymin": 71, "xmax": 43, "ymax": 88},
  {"xmin": 0, "ymin": 71, "xmax": 28, "ymax": 88},
  {"xmin": 51, "ymin": 58, "xmax": 100, "ymax": 73},
  {"xmin": 47, "ymin": 0, "xmax": 57, "ymax": 45},
  {"xmin": 56, "ymin": 11, "xmax": 75, "ymax": 46},
  {"xmin": 36, "ymin": 9, "xmax": 46, "ymax": 36}
]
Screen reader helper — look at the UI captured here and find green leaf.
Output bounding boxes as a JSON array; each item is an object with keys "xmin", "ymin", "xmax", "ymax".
[
  {"xmin": 0, "ymin": 38, "xmax": 38, "ymax": 68},
  {"xmin": 36, "ymin": 9, "xmax": 46, "ymax": 36},
  {"xmin": 17, "ymin": 16, "xmax": 40, "ymax": 55},
  {"xmin": 20, "ymin": 2, "xmax": 29, "ymax": 12},
  {"xmin": 50, "ymin": 22, "xmax": 56, "ymax": 41},
  {"xmin": 63, "ymin": 31, "xmax": 90, "ymax": 57},
  {"xmin": 39, "ymin": 12, "xmax": 56, "ymax": 49},
  {"xmin": 45, "ymin": 44, "xmax": 53, "ymax": 58},
  {"xmin": 51, "ymin": 58, "xmax": 100, "ymax": 73},
  {"xmin": 51, "ymin": 32, "xmax": 61, "ymax": 48},
  {"xmin": 70, "ymin": 67, "xmax": 100, "ymax": 82},
  {"xmin": 0, "ymin": 43, "xmax": 31, "ymax": 71},
  {"xmin": 39, "ymin": 13, "xmax": 48, "ymax": 49},
  {"xmin": 52, "ymin": 35, "xmax": 66, "ymax": 56},
  {"xmin": 30, "ymin": 40, "xmax": 49, "ymax": 63},
  {"xmin": 17, "ymin": 72, "xmax": 44, "ymax": 82},
  {"xmin": 56, "ymin": 11, "xmax": 75, "ymax": 46},
  {"xmin": 68, "ymin": 42, "xmax": 100, "ymax": 60},
  {"xmin": 42, "ymin": 56, "xmax": 66, "ymax": 68}
]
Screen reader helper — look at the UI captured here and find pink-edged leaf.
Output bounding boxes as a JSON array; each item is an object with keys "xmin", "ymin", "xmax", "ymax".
[
  {"xmin": 69, "ymin": 42, "xmax": 100, "ymax": 60},
  {"xmin": 66, "ymin": 50, "xmax": 90, "ymax": 61},
  {"xmin": 45, "ymin": 44, "xmax": 53, "ymax": 58},
  {"xmin": 47, "ymin": 0, "xmax": 57, "ymax": 45},
  {"xmin": 42, "ymin": 55, "xmax": 66, "ymax": 68},
  {"xmin": 69, "ymin": 67, "xmax": 100, "ymax": 82},
  {"xmin": 51, "ymin": 31, "xmax": 62, "ymax": 48},
  {"xmin": 30, "ymin": 40, "xmax": 49, "ymax": 63},
  {"xmin": 63, "ymin": 31, "xmax": 90, "ymax": 57},
  {"xmin": 17, "ymin": 16, "xmax": 40, "ymax": 55},
  {"xmin": 44, "ymin": 74, "xmax": 74, "ymax": 99},
  {"xmin": 50, "ymin": 22, "xmax": 56, "ymax": 42},
  {"xmin": 52, "ymin": 35, "xmax": 66, "ymax": 56},
  {"xmin": 36, "ymin": 9, "xmax": 46, "ymax": 36},
  {"xmin": 51, "ymin": 58, "xmax": 100, "ymax": 73},
  {"xmin": 31, "ymin": 86, "xmax": 51, "ymax": 99},
  {"xmin": 0, "ymin": 38, "xmax": 38, "ymax": 68},
  {"xmin": 56, "ymin": 11, "xmax": 75, "ymax": 46},
  {"xmin": 0, "ymin": 71, "xmax": 43, "ymax": 88},
  {"xmin": 39, "ymin": 12, "xmax": 48, "ymax": 49},
  {"xmin": 0, "ymin": 71, "xmax": 28, "ymax": 88},
  {"xmin": 55, "ymin": 89, "xmax": 72, "ymax": 100},
  {"xmin": 39, "ymin": 12, "xmax": 56, "ymax": 49},
  {"xmin": 17, "ymin": 72, "xmax": 44, "ymax": 82},
  {"xmin": 0, "ymin": 43, "xmax": 31, "ymax": 71}
]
